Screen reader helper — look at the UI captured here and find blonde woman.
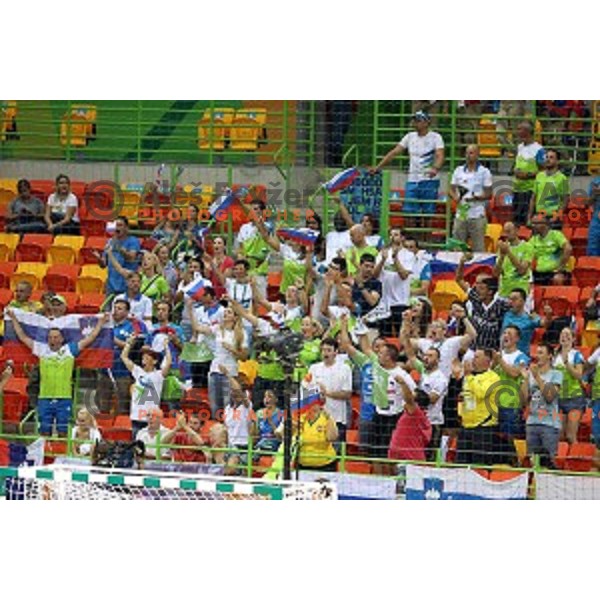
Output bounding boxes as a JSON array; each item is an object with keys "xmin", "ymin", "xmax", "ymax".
[
  {"xmin": 189, "ymin": 299, "xmax": 248, "ymax": 417},
  {"xmin": 154, "ymin": 242, "xmax": 178, "ymax": 294},
  {"xmin": 72, "ymin": 408, "xmax": 102, "ymax": 457}
]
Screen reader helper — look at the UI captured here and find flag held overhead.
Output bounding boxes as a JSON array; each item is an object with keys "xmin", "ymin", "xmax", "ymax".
[{"xmin": 324, "ymin": 167, "xmax": 360, "ymax": 193}]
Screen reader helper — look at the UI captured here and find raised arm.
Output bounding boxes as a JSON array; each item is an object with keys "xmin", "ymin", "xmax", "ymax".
[
  {"xmin": 120, "ymin": 334, "xmax": 137, "ymax": 374},
  {"xmin": 373, "ymin": 144, "xmax": 405, "ymax": 172},
  {"xmin": 5, "ymin": 309, "xmax": 34, "ymax": 350},
  {"xmin": 456, "ymin": 252, "xmax": 471, "ymax": 293},
  {"xmin": 332, "ymin": 197, "xmax": 354, "ymax": 228},
  {"xmin": 160, "ymin": 344, "xmax": 173, "ymax": 378},
  {"xmin": 105, "ymin": 245, "xmax": 134, "ymax": 279},
  {"xmin": 254, "ymin": 217, "xmax": 281, "ymax": 252}
]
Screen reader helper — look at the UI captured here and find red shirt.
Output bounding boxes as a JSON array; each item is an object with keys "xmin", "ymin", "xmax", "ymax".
[
  {"xmin": 388, "ymin": 406, "xmax": 432, "ymax": 462},
  {"xmin": 209, "ymin": 255, "xmax": 235, "ymax": 298},
  {"xmin": 173, "ymin": 432, "xmax": 207, "ymax": 463}
]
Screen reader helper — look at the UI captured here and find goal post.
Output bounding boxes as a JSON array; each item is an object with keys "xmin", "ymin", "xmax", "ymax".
[{"xmin": 0, "ymin": 465, "xmax": 337, "ymax": 500}]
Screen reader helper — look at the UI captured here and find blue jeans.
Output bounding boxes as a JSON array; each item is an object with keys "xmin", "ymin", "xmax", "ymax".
[
  {"xmin": 404, "ymin": 180, "xmax": 440, "ymax": 215},
  {"xmin": 38, "ymin": 398, "xmax": 72, "ymax": 435},
  {"xmin": 498, "ymin": 407, "xmax": 524, "ymax": 438}
]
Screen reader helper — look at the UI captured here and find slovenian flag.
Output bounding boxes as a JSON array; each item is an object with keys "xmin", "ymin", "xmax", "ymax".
[
  {"xmin": 208, "ymin": 188, "xmax": 236, "ymax": 220},
  {"xmin": 183, "ymin": 277, "xmax": 207, "ymax": 301},
  {"xmin": 277, "ymin": 227, "xmax": 320, "ymax": 247},
  {"xmin": 3, "ymin": 309, "xmax": 113, "ymax": 369},
  {"xmin": 324, "ymin": 167, "xmax": 360, "ymax": 193},
  {"xmin": 291, "ymin": 387, "xmax": 323, "ymax": 417},
  {"xmin": 428, "ymin": 252, "xmax": 496, "ymax": 284}
]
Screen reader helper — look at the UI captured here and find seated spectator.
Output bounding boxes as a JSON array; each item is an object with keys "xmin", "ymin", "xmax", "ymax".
[
  {"xmin": 522, "ymin": 343, "xmax": 563, "ymax": 468},
  {"xmin": 151, "ymin": 216, "xmax": 181, "ymax": 252},
  {"xmin": 5, "ymin": 179, "xmax": 47, "ymax": 234},
  {"xmin": 72, "ymin": 408, "xmax": 102, "ymax": 457},
  {"xmin": 135, "ymin": 408, "xmax": 177, "ymax": 460},
  {"xmin": 44, "ymin": 174, "xmax": 80, "ymax": 235},
  {"xmin": 8, "ymin": 281, "xmax": 42, "ymax": 313},
  {"xmin": 120, "ymin": 337, "xmax": 172, "ymax": 439},
  {"xmin": 528, "ymin": 213, "xmax": 572, "ymax": 286},
  {"xmin": 553, "ymin": 327, "xmax": 586, "ymax": 444},
  {"xmin": 584, "ymin": 284, "xmax": 600, "ymax": 324},
  {"xmin": 253, "ymin": 390, "xmax": 284, "ymax": 454},
  {"xmin": 585, "ymin": 342, "xmax": 600, "ymax": 449},
  {"xmin": 93, "ymin": 217, "xmax": 141, "ymax": 297},
  {"xmin": 113, "ymin": 272, "xmax": 153, "ymax": 329}
]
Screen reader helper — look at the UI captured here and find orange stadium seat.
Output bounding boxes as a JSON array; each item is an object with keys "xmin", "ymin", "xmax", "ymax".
[
  {"xmin": 15, "ymin": 233, "xmax": 53, "ymax": 262},
  {"xmin": 75, "ymin": 292, "xmax": 106, "ymax": 314},
  {"xmin": 11, "ymin": 263, "xmax": 50, "ymax": 291},
  {"xmin": 76, "ymin": 264, "xmax": 107, "ymax": 294},
  {"xmin": 570, "ymin": 228, "xmax": 589, "ymax": 258},
  {"xmin": 554, "ymin": 441, "xmax": 569, "ymax": 470},
  {"xmin": 0, "ymin": 288, "xmax": 13, "ymax": 309},
  {"xmin": 564, "ymin": 442, "xmax": 595, "ymax": 472},
  {"xmin": 573, "ymin": 257, "xmax": 600, "ymax": 288},
  {"xmin": 1, "ymin": 377, "xmax": 29, "ymax": 422},
  {"xmin": 43, "ymin": 265, "xmax": 81, "ymax": 293},
  {"xmin": 0, "ymin": 262, "xmax": 17, "ymax": 288},
  {"xmin": 0, "ymin": 232, "xmax": 19, "ymax": 260},
  {"xmin": 541, "ymin": 286, "xmax": 580, "ymax": 317},
  {"xmin": 79, "ymin": 236, "xmax": 108, "ymax": 264}
]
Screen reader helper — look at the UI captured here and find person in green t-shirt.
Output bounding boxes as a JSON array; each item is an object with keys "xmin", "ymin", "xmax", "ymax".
[
  {"xmin": 494, "ymin": 221, "xmax": 533, "ymax": 298},
  {"xmin": 528, "ymin": 149, "xmax": 569, "ymax": 227},
  {"xmin": 528, "ymin": 213, "xmax": 572, "ymax": 285},
  {"xmin": 344, "ymin": 224, "xmax": 379, "ymax": 277},
  {"xmin": 6, "ymin": 308, "xmax": 110, "ymax": 437},
  {"xmin": 512, "ymin": 120, "xmax": 546, "ymax": 226}
]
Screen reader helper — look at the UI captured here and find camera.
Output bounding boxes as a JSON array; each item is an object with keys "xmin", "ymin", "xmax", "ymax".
[{"xmin": 254, "ymin": 327, "xmax": 304, "ymax": 367}]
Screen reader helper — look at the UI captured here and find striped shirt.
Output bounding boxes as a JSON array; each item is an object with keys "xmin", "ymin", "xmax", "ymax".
[{"xmin": 467, "ymin": 288, "xmax": 510, "ymax": 350}]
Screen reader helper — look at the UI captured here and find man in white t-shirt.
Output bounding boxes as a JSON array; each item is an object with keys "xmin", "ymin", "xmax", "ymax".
[
  {"xmin": 450, "ymin": 144, "xmax": 493, "ymax": 252},
  {"xmin": 373, "ymin": 111, "xmax": 445, "ymax": 230},
  {"xmin": 305, "ymin": 338, "xmax": 353, "ymax": 441},
  {"xmin": 419, "ymin": 347, "xmax": 449, "ymax": 459},
  {"xmin": 135, "ymin": 408, "xmax": 177, "ymax": 460}
]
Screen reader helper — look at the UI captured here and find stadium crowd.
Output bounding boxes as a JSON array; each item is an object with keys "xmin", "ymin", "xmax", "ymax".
[{"xmin": 1, "ymin": 112, "xmax": 600, "ymax": 476}]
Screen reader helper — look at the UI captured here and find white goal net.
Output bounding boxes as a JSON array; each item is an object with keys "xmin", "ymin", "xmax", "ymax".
[{"xmin": 0, "ymin": 465, "xmax": 337, "ymax": 500}]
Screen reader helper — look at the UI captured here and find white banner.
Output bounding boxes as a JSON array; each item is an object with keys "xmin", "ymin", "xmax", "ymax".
[
  {"xmin": 406, "ymin": 465, "xmax": 528, "ymax": 500},
  {"xmin": 536, "ymin": 473, "xmax": 600, "ymax": 500},
  {"xmin": 298, "ymin": 471, "xmax": 398, "ymax": 500}
]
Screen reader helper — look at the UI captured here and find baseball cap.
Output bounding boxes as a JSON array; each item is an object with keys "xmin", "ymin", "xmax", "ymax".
[
  {"xmin": 50, "ymin": 294, "xmax": 67, "ymax": 305},
  {"xmin": 413, "ymin": 110, "xmax": 431, "ymax": 122}
]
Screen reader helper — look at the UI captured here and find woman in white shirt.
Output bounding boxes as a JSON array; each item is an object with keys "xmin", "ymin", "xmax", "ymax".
[
  {"xmin": 72, "ymin": 408, "xmax": 102, "ymax": 457},
  {"xmin": 190, "ymin": 304, "xmax": 249, "ymax": 418},
  {"xmin": 45, "ymin": 173, "xmax": 80, "ymax": 235}
]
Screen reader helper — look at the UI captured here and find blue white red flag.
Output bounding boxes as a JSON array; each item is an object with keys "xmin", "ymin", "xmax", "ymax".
[
  {"xmin": 428, "ymin": 252, "xmax": 496, "ymax": 284},
  {"xmin": 209, "ymin": 188, "xmax": 236, "ymax": 219},
  {"xmin": 324, "ymin": 167, "xmax": 360, "ymax": 193},
  {"xmin": 290, "ymin": 388, "xmax": 323, "ymax": 417},
  {"xmin": 277, "ymin": 227, "xmax": 319, "ymax": 247}
]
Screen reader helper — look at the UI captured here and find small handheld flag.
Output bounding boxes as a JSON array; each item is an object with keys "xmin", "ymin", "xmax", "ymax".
[
  {"xmin": 324, "ymin": 167, "xmax": 360, "ymax": 194},
  {"xmin": 291, "ymin": 387, "xmax": 323, "ymax": 416},
  {"xmin": 208, "ymin": 188, "xmax": 236, "ymax": 220},
  {"xmin": 277, "ymin": 227, "xmax": 319, "ymax": 247},
  {"xmin": 183, "ymin": 277, "xmax": 207, "ymax": 301}
]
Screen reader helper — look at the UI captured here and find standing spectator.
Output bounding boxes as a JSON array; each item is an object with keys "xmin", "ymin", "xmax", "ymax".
[
  {"xmin": 493, "ymin": 326, "xmax": 530, "ymax": 439},
  {"xmin": 402, "ymin": 236, "xmax": 433, "ymax": 299},
  {"xmin": 202, "ymin": 235, "xmax": 235, "ymax": 299},
  {"xmin": 501, "ymin": 288, "xmax": 542, "ymax": 354},
  {"xmin": 225, "ymin": 259, "xmax": 254, "ymax": 312},
  {"xmin": 332, "ymin": 196, "xmax": 384, "ymax": 250},
  {"xmin": 528, "ymin": 149, "xmax": 569, "ymax": 227},
  {"xmin": 457, "ymin": 348, "xmax": 511, "ymax": 466},
  {"xmin": 121, "ymin": 339, "xmax": 172, "ymax": 439},
  {"xmin": 528, "ymin": 214, "xmax": 572, "ymax": 285},
  {"xmin": 253, "ymin": 390, "xmax": 284, "ymax": 455},
  {"xmin": 154, "ymin": 243, "xmax": 179, "ymax": 295},
  {"xmin": 457, "ymin": 260, "xmax": 510, "ymax": 351},
  {"xmin": 5, "ymin": 179, "xmax": 47, "ymax": 234},
  {"xmin": 293, "ymin": 402, "xmax": 339, "ymax": 472},
  {"xmin": 325, "ymin": 211, "xmax": 352, "ymax": 264},
  {"xmin": 450, "ymin": 145, "xmax": 493, "ymax": 252},
  {"xmin": 235, "ymin": 199, "xmax": 272, "ymax": 299},
  {"xmin": 350, "ymin": 254, "xmax": 382, "ymax": 322},
  {"xmin": 6, "ymin": 309, "xmax": 109, "ymax": 437},
  {"xmin": 344, "ymin": 224, "xmax": 379, "ymax": 277},
  {"xmin": 294, "ymin": 317, "xmax": 324, "ymax": 382},
  {"xmin": 553, "ymin": 327, "xmax": 586, "ymax": 445},
  {"xmin": 304, "ymin": 338, "xmax": 353, "ymax": 442},
  {"xmin": 184, "ymin": 288, "xmax": 224, "ymax": 389},
  {"xmin": 44, "ymin": 174, "xmax": 80, "ymax": 235},
  {"xmin": 93, "ymin": 217, "xmax": 141, "ymax": 298},
  {"xmin": 511, "ymin": 120, "xmax": 546, "ymax": 226},
  {"xmin": 494, "ymin": 222, "xmax": 533, "ymax": 299},
  {"xmin": 522, "ymin": 344, "xmax": 563, "ymax": 468},
  {"xmin": 96, "ymin": 298, "xmax": 146, "ymax": 415},
  {"xmin": 373, "ymin": 238, "xmax": 413, "ymax": 337},
  {"xmin": 585, "ymin": 343, "xmax": 600, "ymax": 449},
  {"xmin": 373, "ymin": 110, "xmax": 445, "ymax": 231},
  {"xmin": 585, "ymin": 176, "xmax": 600, "ymax": 257},
  {"xmin": 113, "ymin": 272, "xmax": 153, "ymax": 330}
]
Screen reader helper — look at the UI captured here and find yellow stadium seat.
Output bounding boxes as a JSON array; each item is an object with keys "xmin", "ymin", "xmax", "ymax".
[
  {"xmin": 198, "ymin": 107, "xmax": 235, "ymax": 151},
  {"xmin": 118, "ymin": 191, "xmax": 141, "ymax": 225},
  {"xmin": 229, "ymin": 108, "xmax": 268, "ymax": 151},
  {"xmin": 430, "ymin": 280, "xmax": 468, "ymax": 312},
  {"xmin": 0, "ymin": 233, "xmax": 19, "ymax": 258},
  {"xmin": 477, "ymin": 115, "xmax": 502, "ymax": 158},
  {"xmin": 60, "ymin": 104, "xmax": 97, "ymax": 147},
  {"xmin": 11, "ymin": 263, "xmax": 51, "ymax": 291},
  {"xmin": 0, "ymin": 188, "xmax": 14, "ymax": 206},
  {"xmin": 47, "ymin": 245, "xmax": 77, "ymax": 265},
  {"xmin": 588, "ymin": 140, "xmax": 600, "ymax": 175},
  {"xmin": 0, "ymin": 245, "xmax": 10, "ymax": 262},
  {"xmin": 53, "ymin": 235, "xmax": 85, "ymax": 253},
  {"xmin": 77, "ymin": 264, "xmax": 107, "ymax": 294},
  {"xmin": 0, "ymin": 179, "xmax": 18, "ymax": 194},
  {"xmin": 1, "ymin": 101, "xmax": 17, "ymax": 142},
  {"xmin": 484, "ymin": 223, "xmax": 503, "ymax": 252}
]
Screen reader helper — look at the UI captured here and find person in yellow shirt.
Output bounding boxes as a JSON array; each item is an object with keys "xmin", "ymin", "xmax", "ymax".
[
  {"xmin": 457, "ymin": 348, "xmax": 515, "ymax": 466},
  {"xmin": 297, "ymin": 403, "xmax": 339, "ymax": 471}
]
